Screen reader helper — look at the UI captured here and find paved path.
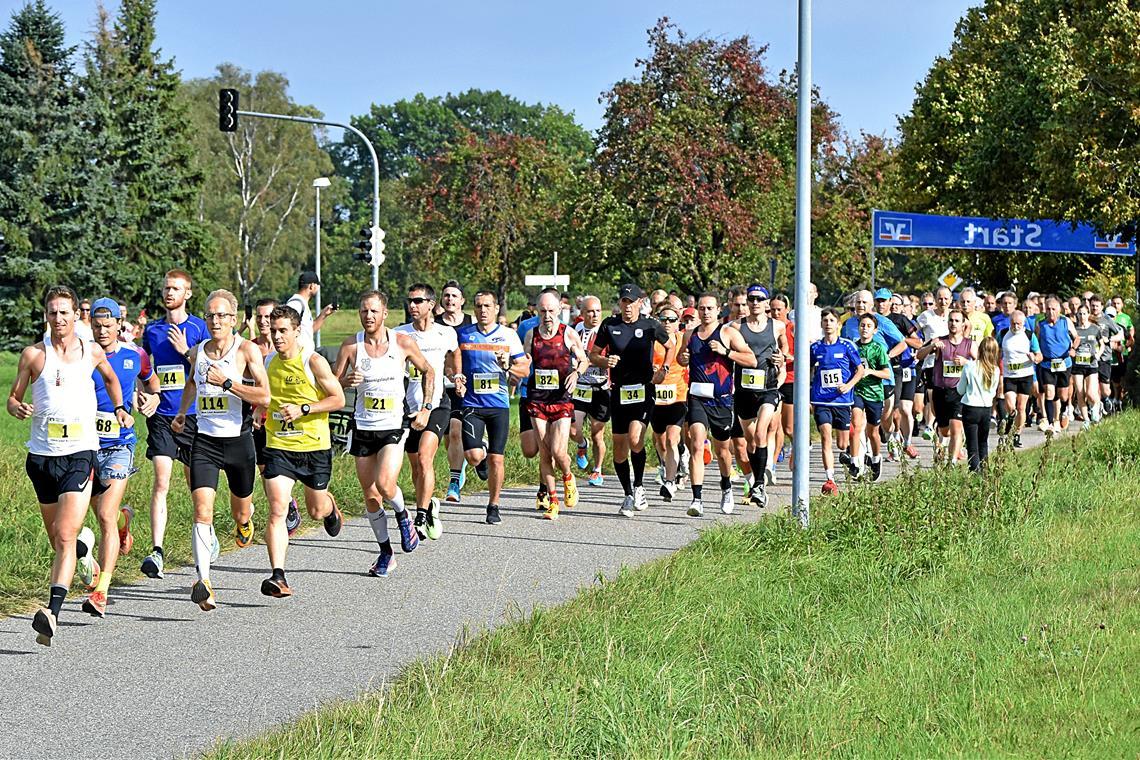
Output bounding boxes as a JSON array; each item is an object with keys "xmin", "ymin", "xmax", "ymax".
[{"xmin": 0, "ymin": 427, "xmax": 1055, "ymax": 759}]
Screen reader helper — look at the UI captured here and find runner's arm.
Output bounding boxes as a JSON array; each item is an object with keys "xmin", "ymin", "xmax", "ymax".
[
  {"xmin": 722, "ymin": 326, "xmax": 757, "ymax": 368},
  {"xmin": 6, "ymin": 347, "xmax": 37, "ymax": 419},
  {"xmin": 225, "ymin": 343, "xmax": 271, "ymax": 407},
  {"xmin": 175, "ymin": 346, "xmax": 199, "ymax": 418},
  {"xmin": 306, "ymin": 353, "xmax": 347, "ymax": 414},
  {"xmin": 332, "ymin": 337, "xmax": 361, "ymax": 388},
  {"xmin": 398, "ymin": 333, "xmax": 435, "ymax": 408}
]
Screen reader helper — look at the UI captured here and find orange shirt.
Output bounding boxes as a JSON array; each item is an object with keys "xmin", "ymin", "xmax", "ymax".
[{"xmin": 653, "ymin": 339, "xmax": 688, "ymax": 404}]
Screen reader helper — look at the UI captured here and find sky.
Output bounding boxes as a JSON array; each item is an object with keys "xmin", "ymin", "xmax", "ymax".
[{"xmin": 16, "ymin": 0, "xmax": 975, "ymax": 140}]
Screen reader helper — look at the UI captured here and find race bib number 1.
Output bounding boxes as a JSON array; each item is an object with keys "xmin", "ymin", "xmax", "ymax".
[{"xmin": 47, "ymin": 417, "xmax": 82, "ymax": 442}]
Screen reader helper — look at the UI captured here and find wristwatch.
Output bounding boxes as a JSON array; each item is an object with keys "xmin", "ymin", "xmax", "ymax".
[
  {"xmin": 114, "ymin": 404, "xmax": 127, "ymax": 413},
  {"xmin": 221, "ymin": 379, "xmax": 233, "ymax": 392},
  {"xmin": 301, "ymin": 403, "xmax": 311, "ymax": 416},
  {"xmin": 423, "ymin": 402, "xmax": 434, "ymax": 411}
]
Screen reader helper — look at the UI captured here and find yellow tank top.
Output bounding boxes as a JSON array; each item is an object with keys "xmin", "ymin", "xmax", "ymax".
[{"xmin": 265, "ymin": 349, "xmax": 330, "ymax": 452}]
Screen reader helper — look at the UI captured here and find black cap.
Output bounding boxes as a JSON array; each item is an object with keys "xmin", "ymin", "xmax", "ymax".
[
  {"xmin": 299, "ymin": 271, "xmax": 320, "ymax": 287},
  {"xmin": 618, "ymin": 283, "xmax": 642, "ymax": 301}
]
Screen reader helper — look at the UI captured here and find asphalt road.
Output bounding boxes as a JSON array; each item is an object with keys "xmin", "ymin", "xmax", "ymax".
[{"xmin": 0, "ymin": 426, "xmax": 1056, "ymax": 759}]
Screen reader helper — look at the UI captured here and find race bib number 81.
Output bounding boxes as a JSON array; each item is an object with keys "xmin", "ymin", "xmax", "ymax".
[{"xmin": 473, "ymin": 373, "xmax": 500, "ymax": 395}]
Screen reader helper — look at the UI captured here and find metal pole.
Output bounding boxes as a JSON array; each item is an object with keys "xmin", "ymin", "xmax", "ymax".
[
  {"xmin": 314, "ymin": 185, "xmax": 322, "ymax": 348},
  {"xmin": 237, "ymin": 109, "xmax": 381, "ymax": 290},
  {"xmin": 791, "ymin": 0, "xmax": 813, "ymax": 528},
  {"xmin": 870, "ymin": 245, "xmax": 876, "ymax": 291}
]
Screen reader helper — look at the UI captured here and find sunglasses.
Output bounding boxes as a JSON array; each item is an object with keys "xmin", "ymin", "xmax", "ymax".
[
  {"xmin": 923, "ymin": 302, "xmax": 934, "ymax": 307},
  {"xmin": 80, "ymin": 307, "xmax": 91, "ymax": 313},
  {"xmin": 659, "ymin": 316, "xmax": 679, "ymax": 323},
  {"xmin": 407, "ymin": 297, "xmax": 432, "ymax": 305},
  {"xmin": 747, "ymin": 296, "xmax": 768, "ymax": 303}
]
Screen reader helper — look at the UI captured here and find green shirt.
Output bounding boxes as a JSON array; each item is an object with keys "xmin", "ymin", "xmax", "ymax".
[
  {"xmin": 1115, "ymin": 312, "xmax": 1134, "ymax": 356},
  {"xmin": 855, "ymin": 339, "xmax": 889, "ymax": 402}
]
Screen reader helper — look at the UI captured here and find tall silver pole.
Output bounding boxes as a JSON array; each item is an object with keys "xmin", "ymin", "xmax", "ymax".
[
  {"xmin": 314, "ymin": 185, "xmax": 322, "ymax": 348},
  {"xmin": 791, "ymin": 0, "xmax": 813, "ymax": 528}
]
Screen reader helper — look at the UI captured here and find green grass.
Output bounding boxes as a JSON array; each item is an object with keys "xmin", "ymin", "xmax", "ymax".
[{"xmin": 206, "ymin": 416, "xmax": 1140, "ymax": 758}]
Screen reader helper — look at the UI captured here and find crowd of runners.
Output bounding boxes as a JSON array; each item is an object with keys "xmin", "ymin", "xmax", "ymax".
[{"xmin": 7, "ymin": 270, "xmax": 1135, "ymax": 646}]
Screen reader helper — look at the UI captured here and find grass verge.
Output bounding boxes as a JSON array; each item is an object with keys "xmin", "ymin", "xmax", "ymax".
[{"xmin": 208, "ymin": 414, "xmax": 1140, "ymax": 758}]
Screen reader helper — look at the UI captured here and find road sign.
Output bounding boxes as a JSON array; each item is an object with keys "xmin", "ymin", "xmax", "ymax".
[
  {"xmin": 938, "ymin": 267, "xmax": 962, "ymax": 291},
  {"xmin": 524, "ymin": 275, "xmax": 570, "ymax": 287},
  {"xmin": 871, "ymin": 209, "xmax": 1135, "ymax": 257}
]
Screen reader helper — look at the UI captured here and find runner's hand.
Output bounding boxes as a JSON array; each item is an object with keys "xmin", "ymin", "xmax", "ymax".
[
  {"xmin": 931, "ymin": 338, "xmax": 944, "ymax": 350},
  {"xmin": 564, "ymin": 371, "xmax": 579, "ymax": 392},
  {"xmin": 709, "ymin": 339, "xmax": 726, "ymax": 356},
  {"xmin": 116, "ymin": 408, "xmax": 134, "ymax": 429},
  {"xmin": 410, "ymin": 407, "xmax": 430, "ymax": 431},
  {"xmin": 167, "ymin": 326, "xmax": 189, "ymax": 356},
  {"xmin": 279, "ymin": 403, "xmax": 303, "ymax": 422},
  {"xmin": 348, "ymin": 368, "xmax": 364, "ymax": 387},
  {"xmin": 453, "ymin": 374, "xmax": 467, "ymax": 397},
  {"xmin": 652, "ymin": 369, "xmax": 665, "ymax": 385},
  {"xmin": 206, "ymin": 365, "xmax": 229, "ymax": 387},
  {"xmin": 496, "ymin": 350, "xmax": 510, "ymax": 370},
  {"xmin": 136, "ymin": 391, "xmax": 159, "ymax": 417},
  {"xmin": 953, "ymin": 356, "xmax": 967, "ymax": 366},
  {"xmin": 9, "ymin": 401, "xmax": 34, "ymax": 419},
  {"xmin": 606, "ymin": 354, "xmax": 620, "ymax": 368},
  {"xmin": 771, "ymin": 352, "xmax": 785, "ymax": 367},
  {"xmin": 171, "ymin": 414, "xmax": 185, "ymax": 434}
]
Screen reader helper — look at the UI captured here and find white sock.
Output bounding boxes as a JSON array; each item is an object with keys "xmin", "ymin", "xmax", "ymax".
[
  {"xmin": 871, "ymin": 455, "xmax": 881, "ymax": 464},
  {"xmin": 386, "ymin": 487, "xmax": 406, "ymax": 517},
  {"xmin": 191, "ymin": 522, "xmax": 214, "ymax": 582},
  {"xmin": 825, "ymin": 469, "xmax": 834, "ymax": 481},
  {"xmin": 366, "ymin": 508, "xmax": 389, "ymax": 547}
]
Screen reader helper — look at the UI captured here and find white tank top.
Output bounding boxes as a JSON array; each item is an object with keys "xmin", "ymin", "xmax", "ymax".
[
  {"xmin": 193, "ymin": 335, "xmax": 247, "ymax": 438},
  {"xmin": 394, "ymin": 322, "xmax": 456, "ymax": 411},
  {"xmin": 28, "ymin": 335, "xmax": 99, "ymax": 456},
  {"xmin": 353, "ymin": 330, "xmax": 407, "ymax": 431},
  {"xmin": 1001, "ymin": 330, "xmax": 1036, "ymax": 378}
]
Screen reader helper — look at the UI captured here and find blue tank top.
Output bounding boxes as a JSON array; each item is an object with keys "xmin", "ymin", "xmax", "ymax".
[
  {"xmin": 687, "ymin": 325, "xmax": 734, "ymax": 408},
  {"xmin": 1038, "ymin": 317, "xmax": 1072, "ymax": 363}
]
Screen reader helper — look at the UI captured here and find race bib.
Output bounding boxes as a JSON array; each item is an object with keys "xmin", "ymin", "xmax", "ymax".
[
  {"xmin": 690, "ymin": 381, "xmax": 714, "ymax": 399},
  {"xmin": 740, "ymin": 368, "xmax": 765, "ymax": 391},
  {"xmin": 95, "ymin": 411, "xmax": 120, "ymax": 439},
  {"xmin": 1074, "ymin": 353, "xmax": 1093, "ymax": 366},
  {"xmin": 473, "ymin": 372, "xmax": 501, "ymax": 395},
  {"xmin": 1007, "ymin": 360, "xmax": 1028, "ymax": 372},
  {"xmin": 270, "ymin": 411, "xmax": 301, "ymax": 438},
  {"xmin": 942, "ymin": 361, "xmax": 963, "ymax": 378},
  {"xmin": 157, "ymin": 364, "xmax": 185, "ymax": 392},
  {"xmin": 820, "ymin": 369, "xmax": 842, "ymax": 389},
  {"xmin": 46, "ymin": 417, "xmax": 82, "ymax": 442},
  {"xmin": 364, "ymin": 393, "xmax": 398, "ymax": 412},
  {"xmin": 655, "ymin": 384, "xmax": 677, "ymax": 405},
  {"xmin": 534, "ymin": 369, "xmax": 560, "ymax": 391},
  {"xmin": 198, "ymin": 395, "xmax": 230, "ymax": 415},
  {"xmin": 618, "ymin": 384, "xmax": 645, "ymax": 405},
  {"xmin": 901, "ymin": 367, "xmax": 913, "ymax": 383},
  {"xmin": 573, "ymin": 385, "xmax": 593, "ymax": 403},
  {"xmin": 1050, "ymin": 358, "xmax": 1067, "ymax": 372},
  {"xmin": 406, "ymin": 362, "xmax": 422, "ymax": 381}
]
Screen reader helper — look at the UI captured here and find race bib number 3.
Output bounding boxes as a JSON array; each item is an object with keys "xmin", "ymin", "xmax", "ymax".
[
  {"xmin": 157, "ymin": 364, "xmax": 186, "ymax": 392},
  {"xmin": 820, "ymin": 369, "xmax": 842, "ymax": 389},
  {"xmin": 198, "ymin": 395, "xmax": 230, "ymax": 415},
  {"xmin": 47, "ymin": 418, "xmax": 81, "ymax": 442},
  {"xmin": 534, "ymin": 369, "xmax": 560, "ymax": 391},
  {"xmin": 364, "ymin": 394, "xmax": 398, "ymax": 412},
  {"xmin": 655, "ymin": 384, "xmax": 677, "ymax": 405},
  {"xmin": 619, "ymin": 384, "xmax": 646, "ymax": 405},
  {"xmin": 573, "ymin": 385, "xmax": 593, "ymax": 403},
  {"xmin": 95, "ymin": 411, "xmax": 120, "ymax": 439},
  {"xmin": 740, "ymin": 368, "xmax": 766, "ymax": 391},
  {"xmin": 942, "ymin": 361, "xmax": 963, "ymax": 378},
  {"xmin": 473, "ymin": 373, "xmax": 501, "ymax": 395}
]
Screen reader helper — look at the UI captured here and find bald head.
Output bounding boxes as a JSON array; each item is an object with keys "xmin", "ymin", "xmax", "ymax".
[
  {"xmin": 853, "ymin": 290, "xmax": 873, "ymax": 315},
  {"xmin": 580, "ymin": 295, "xmax": 602, "ymax": 329},
  {"xmin": 538, "ymin": 291, "xmax": 560, "ymax": 326}
]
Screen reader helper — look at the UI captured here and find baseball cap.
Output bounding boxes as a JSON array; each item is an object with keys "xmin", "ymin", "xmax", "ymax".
[
  {"xmin": 90, "ymin": 297, "xmax": 121, "ymax": 319},
  {"xmin": 681, "ymin": 307, "xmax": 697, "ymax": 320},
  {"xmin": 1106, "ymin": 305, "xmax": 1118, "ymax": 317},
  {"xmin": 618, "ymin": 283, "xmax": 643, "ymax": 301},
  {"xmin": 874, "ymin": 287, "xmax": 892, "ymax": 301},
  {"xmin": 299, "ymin": 271, "xmax": 321, "ymax": 287},
  {"xmin": 746, "ymin": 283, "xmax": 770, "ymax": 299}
]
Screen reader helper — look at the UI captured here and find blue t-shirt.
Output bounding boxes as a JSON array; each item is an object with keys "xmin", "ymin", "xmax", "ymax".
[
  {"xmin": 93, "ymin": 342, "xmax": 153, "ymax": 448},
  {"xmin": 1037, "ymin": 316, "xmax": 1073, "ymax": 366},
  {"xmin": 142, "ymin": 315, "xmax": 209, "ymax": 417},
  {"xmin": 840, "ymin": 313, "xmax": 903, "ymax": 386},
  {"xmin": 457, "ymin": 323, "xmax": 526, "ymax": 409},
  {"xmin": 515, "ymin": 315, "xmax": 540, "ymax": 400},
  {"xmin": 991, "ymin": 312, "xmax": 1011, "ymax": 335},
  {"xmin": 809, "ymin": 337, "xmax": 863, "ymax": 406}
]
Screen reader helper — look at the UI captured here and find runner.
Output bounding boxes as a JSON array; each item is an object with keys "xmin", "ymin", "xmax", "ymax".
[
  {"xmin": 590, "ymin": 284, "xmax": 675, "ymax": 517},
  {"xmin": 851, "ymin": 314, "xmax": 892, "ymax": 481},
  {"xmin": 1034, "ymin": 296, "xmax": 1078, "ymax": 434},
  {"xmin": 809, "ymin": 308, "xmax": 864, "ymax": 495},
  {"xmin": 259, "ymin": 305, "xmax": 346, "ymax": 597},
  {"xmin": 335, "ymin": 290, "xmax": 435, "ymax": 577},
  {"xmin": 1070, "ymin": 304, "xmax": 1102, "ymax": 426},
  {"xmin": 523, "ymin": 291, "xmax": 590, "ymax": 520},
  {"xmin": 437, "ymin": 281, "xmax": 474, "ymax": 504},
  {"xmin": 1089, "ymin": 295, "xmax": 1123, "ymax": 419},
  {"xmin": 285, "ymin": 271, "xmax": 335, "ymax": 352},
  {"xmin": 515, "ymin": 291, "xmax": 545, "ymax": 500},
  {"xmin": 571, "ymin": 296, "xmax": 610, "ymax": 487},
  {"xmin": 1109, "ymin": 295, "xmax": 1134, "ymax": 409},
  {"xmin": 841, "ymin": 290, "xmax": 906, "ymax": 470},
  {"xmin": 7, "ymin": 286, "xmax": 133, "ymax": 645},
  {"xmin": 915, "ymin": 309, "xmax": 976, "ymax": 463},
  {"xmin": 679, "ymin": 293, "xmax": 756, "ymax": 517},
  {"xmin": 961, "ymin": 287, "xmax": 994, "ymax": 343},
  {"xmin": 879, "ymin": 291, "xmax": 922, "ymax": 461},
  {"xmin": 139, "ymin": 270, "xmax": 209, "ymax": 580},
  {"xmin": 456, "ymin": 291, "xmax": 530, "ymax": 525},
  {"xmin": 998, "ymin": 311, "xmax": 1042, "ymax": 447},
  {"xmin": 83, "ymin": 298, "xmax": 160, "ymax": 617},
  {"xmin": 770, "ymin": 294, "xmax": 795, "ymax": 467},
  {"xmin": 916, "ymin": 287, "xmax": 953, "ymax": 439},
  {"xmin": 173, "ymin": 290, "xmax": 270, "ymax": 611},
  {"xmin": 650, "ymin": 304, "xmax": 688, "ymax": 502},
  {"xmin": 958, "ymin": 336, "xmax": 1001, "ymax": 472},
  {"xmin": 395, "ymin": 283, "xmax": 459, "ymax": 542}
]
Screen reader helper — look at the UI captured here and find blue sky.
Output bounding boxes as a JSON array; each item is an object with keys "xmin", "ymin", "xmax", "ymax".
[{"xmin": 21, "ymin": 0, "xmax": 973, "ymax": 139}]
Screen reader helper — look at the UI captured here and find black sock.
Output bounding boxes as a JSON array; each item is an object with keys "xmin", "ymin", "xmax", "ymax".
[
  {"xmin": 1045, "ymin": 399, "xmax": 1056, "ymax": 423},
  {"xmin": 538, "ymin": 483, "xmax": 548, "ymax": 495},
  {"xmin": 692, "ymin": 484, "xmax": 703, "ymax": 500},
  {"xmin": 614, "ymin": 459, "xmax": 632, "ymax": 496},
  {"xmin": 631, "ymin": 449, "xmax": 646, "ymax": 487},
  {"xmin": 449, "ymin": 469, "xmax": 461, "ymax": 485},
  {"xmin": 720, "ymin": 475, "xmax": 731, "ymax": 491},
  {"xmin": 380, "ymin": 539, "xmax": 393, "ymax": 554},
  {"xmin": 153, "ymin": 545, "xmax": 164, "ymax": 558},
  {"xmin": 750, "ymin": 447, "xmax": 768, "ymax": 479},
  {"xmin": 48, "ymin": 584, "xmax": 66, "ymax": 617}
]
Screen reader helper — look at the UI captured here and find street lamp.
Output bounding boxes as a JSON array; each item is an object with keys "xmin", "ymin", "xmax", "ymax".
[{"xmin": 312, "ymin": 177, "xmax": 331, "ymax": 347}]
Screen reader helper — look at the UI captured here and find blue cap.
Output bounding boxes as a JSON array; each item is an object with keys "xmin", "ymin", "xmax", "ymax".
[
  {"xmin": 746, "ymin": 283, "xmax": 770, "ymax": 299},
  {"xmin": 873, "ymin": 287, "xmax": 893, "ymax": 301},
  {"xmin": 90, "ymin": 297, "xmax": 121, "ymax": 318}
]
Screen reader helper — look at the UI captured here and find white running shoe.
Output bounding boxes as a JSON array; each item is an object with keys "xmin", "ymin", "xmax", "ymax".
[
  {"xmin": 655, "ymin": 465, "xmax": 665, "ymax": 485},
  {"xmin": 76, "ymin": 526, "xmax": 97, "ymax": 588},
  {"xmin": 719, "ymin": 488, "xmax": 734, "ymax": 515},
  {"xmin": 618, "ymin": 495, "xmax": 635, "ymax": 518},
  {"xmin": 687, "ymin": 499, "xmax": 704, "ymax": 517},
  {"xmin": 633, "ymin": 485, "xmax": 648, "ymax": 511},
  {"xmin": 764, "ymin": 467, "xmax": 776, "ymax": 486}
]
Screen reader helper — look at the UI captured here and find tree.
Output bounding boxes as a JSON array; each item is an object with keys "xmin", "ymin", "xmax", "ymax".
[
  {"xmin": 184, "ymin": 65, "xmax": 338, "ymax": 302},
  {"xmin": 596, "ymin": 19, "xmax": 839, "ymax": 295}
]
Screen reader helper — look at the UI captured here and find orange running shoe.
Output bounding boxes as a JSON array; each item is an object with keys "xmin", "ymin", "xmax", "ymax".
[
  {"xmin": 543, "ymin": 496, "xmax": 560, "ymax": 521},
  {"xmin": 118, "ymin": 506, "xmax": 134, "ymax": 555},
  {"xmin": 563, "ymin": 473, "xmax": 578, "ymax": 508},
  {"xmin": 82, "ymin": 590, "xmax": 107, "ymax": 617}
]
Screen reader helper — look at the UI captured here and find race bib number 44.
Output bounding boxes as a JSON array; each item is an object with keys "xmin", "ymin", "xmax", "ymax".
[{"xmin": 157, "ymin": 364, "xmax": 186, "ymax": 392}]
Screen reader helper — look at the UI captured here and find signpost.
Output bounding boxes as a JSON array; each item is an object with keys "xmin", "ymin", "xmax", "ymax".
[{"xmin": 524, "ymin": 251, "xmax": 570, "ymax": 289}]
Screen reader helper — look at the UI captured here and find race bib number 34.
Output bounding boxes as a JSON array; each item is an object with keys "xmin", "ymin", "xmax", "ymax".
[{"xmin": 619, "ymin": 384, "xmax": 645, "ymax": 405}]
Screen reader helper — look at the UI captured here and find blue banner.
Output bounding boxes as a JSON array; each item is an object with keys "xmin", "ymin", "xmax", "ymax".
[{"xmin": 871, "ymin": 209, "xmax": 1135, "ymax": 257}]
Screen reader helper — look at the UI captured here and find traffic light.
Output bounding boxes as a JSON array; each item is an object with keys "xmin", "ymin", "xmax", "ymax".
[
  {"xmin": 218, "ymin": 89, "xmax": 239, "ymax": 132},
  {"xmin": 353, "ymin": 225, "xmax": 386, "ymax": 266}
]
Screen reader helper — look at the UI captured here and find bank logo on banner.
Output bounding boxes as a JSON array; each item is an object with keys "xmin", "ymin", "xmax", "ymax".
[
  {"xmin": 877, "ymin": 216, "xmax": 912, "ymax": 242},
  {"xmin": 1094, "ymin": 235, "xmax": 1131, "ymax": 251}
]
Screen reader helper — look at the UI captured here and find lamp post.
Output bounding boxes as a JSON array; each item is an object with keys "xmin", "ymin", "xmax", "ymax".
[
  {"xmin": 791, "ymin": 0, "xmax": 813, "ymax": 527},
  {"xmin": 312, "ymin": 176, "xmax": 331, "ymax": 348}
]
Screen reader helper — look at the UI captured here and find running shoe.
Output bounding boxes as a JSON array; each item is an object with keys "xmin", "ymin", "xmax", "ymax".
[
  {"xmin": 1013, "ymin": 434, "xmax": 1023, "ymax": 448},
  {"xmin": 77, "ymin": 527, "xmax": 97, "ymax": 589},
  {"xmin": 660, "ymin": 481, "xmax": 677, "ymax": 502},
  {"xmin": 870, "ymin": 460, "xmax": 882, "ymax": 481},
  {"xmin": 535, "ymin": 489, "xmax": 550, "ymax": 512},
  {"xmin": 234, "ymin": 518, "xmax": 254, "ymax": 549},
  {"xmin": 764, "ymin": 467, "xmax": 775, "ymax": 486},
  {"xmin": 286, "ymin": 497, "xmax": 301, "ymax": 536},
  {"xmin": 118, "ymin": 505, "xmax": 134, "ymax": 556},
  {"xmin": 485, "ymin": 504, "xmax": 502, "ymax": 525},
  {"xmin": 260, "ymin": 576, "xmax": 293, "ymax": 597},
  {"xmin": 32, "ymin": 608, "xmax": 56, "ymax": 647},
  {"xmin": 413, "ymin": 511, "xmax": 428, "ymax": 541},
  {"xmin": 544, "ymin": 496, "xmax": 560, "ymax": 521},
  {"xmin": 458, "ymin": 463, "xmax": 467, "ymax": 490},
  {"xmin": 191, "ymin": 579, "xmax": 216, "ymax": 611},
  {"xmin": 576, "ymin": 444, "xmax": 589, "ymax": 471},
  {"xmin": 748, "ymin": 484, "xmax": 768, "ymax": 508},
  {"xmin": 719, "ymin": 488, "xmax": 734, "ymax": 515},
  {"xmin": 426, "ymin": 497, "xmax": 443, "ymax": 540},
  {"xmin": 563, "ymin": 473, "xmax": 578, "ymax": 508},
  {"xmin": 211, "ymin": 532, "xmax": 220, "ymax": 563},
  {"xmin": 140, "ymin": 550, "xmax": 164, "ymax": 579},
  {"xmin": 396, "ymin": 512, "xmax": 419, "ymax": 553},
  {"xmin": 703, "ymin": 442, "xmax": 712, "ymax": 465},
  {"xmin": 368, "ymin": 550, "xmax": 395, "ymax": 578},
  {"xmin": 838, "ymin": 451, "xmax": 852, "ymax": 468},
  {"xmin": 475, "ymin": 444, "xmax": 489, "ymax": 480},
  {"xmin": 921, "ymin": 425, "xmax": 935, "ymax": 441},
  {"xmin": 656, "ymin": 465, "xmax": 665, "ymax": 485},
  {"xmin": 1037, "ymin": 419, "xmax": 1050, "ymax": 432},
  {"xmin": 731, "ymin": 465, "xmax": 744, "ymax": 483},
  {"xmin": 588, "ymin": 470, "xmax": 604, "ymax": 487},
  {"xmin": 687, "ymin": 499, "xmax": 704, "ymax": 517},
  {"xmin": 445, "ymin": 480, "xmax": 461, "ymax": 503},
  {"xmin": 619, "ymin": 495, "xmax": 636, "ymax": 518},
  {"xmin": 779, "ymin": 442, "xmax": 791, "ymax": 463},
  {"xmin": 905, "ymin": 444, "xmax": 919, "ymax": 459},
  {"xmin": 633, "ymin": 485, "xmax": 648, "ymax": 511},
  {"xmin": 821, "ymin": 479, "xmax": 839, "ymax": 496},
  {"xmin": 323, "ymin": 496, "xmax": 344, "ymax": 537},
  {"xmin": 82, "ymin": 590, "xmax": 107, "ymax": 618},
  {"xmin": 1053, "ymin": 421, "xmax": 1064, "ymax": 434}
]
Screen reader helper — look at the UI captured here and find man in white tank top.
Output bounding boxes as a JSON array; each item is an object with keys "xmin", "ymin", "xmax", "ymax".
[
  {"xmin": 7, "ymin": 285, "xmax": 133, "ymax": 647},
  {"xmin": 333, "ymin": 290, "xmax": 434, "ymax": 578},
  {"xmin": 395, "ymin": 283, "xmax": 458, "ymax": 542}
]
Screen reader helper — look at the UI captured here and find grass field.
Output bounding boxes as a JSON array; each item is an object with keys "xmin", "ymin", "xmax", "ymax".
[{"xmin": 205, "ymin": 415, "xmax": 1140, "ymax": 758}]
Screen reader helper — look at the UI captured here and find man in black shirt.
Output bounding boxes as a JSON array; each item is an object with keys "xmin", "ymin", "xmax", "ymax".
[{"xmin": 590, "ymin": 283, "xmax": 675, "ymax": 517}]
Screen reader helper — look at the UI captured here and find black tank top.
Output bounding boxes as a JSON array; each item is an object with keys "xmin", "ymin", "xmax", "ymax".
[{"xmin": 735, "ymin": 319, "xmax": 777, "ymax": 390}]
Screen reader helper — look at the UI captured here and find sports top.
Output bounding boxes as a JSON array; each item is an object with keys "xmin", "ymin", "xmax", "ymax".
[
  {"xmin": 515, "ymin": 315, "xmax": 540, "ymax": 400},
  {"xmin": 855, "ymin": 339, "xmax": 890, "ymax": 402},
  {"xmin": 352, "ymin": 329, "xmax": 408, "ymax": 431},
  {"xmin": 142, "ymin": 314, "xmax": 209, "ymax": 417},
  {"xmin": 932, "ymin": 337, "xmax": 973, "ymax": 389},
  {"xmin": 652, "ymin": 340, "xmax": 688, "ymax": 405},
  {"xmin": 456, "ymin": 322, "xmax": 526, "ymax": 410},
  {"xmin": 916, "ymin": 309, "xmax": 949, "ymax": 370},
  {"xmin": 575, "ymin": 323, "xmax": 610, "ymax": 389},
  {"xmin": 435, "ymin": 313, "xmax": 473, "ymax": 390},
  {"xmin": 28, "ymin": 334, "xmax": 99, "ymax": 456},
  {"xmin": 686, "ymin": 325, "xmax": 734, "ymax": 408},
  {"xmin": 192, "ymin": 335, "xmax": 251, "ymax": 438},
  {"xmin": 1037, "ymin": 317, "xmax": 1073, "ymax": 370},
  {"xmin": 808, "ymin": 336, "xmax": 862, "ymax": 406},
  {"xmin": 1000, "ymin": 329, "xmax": 1039, "ymax": 379},
  {"xmin": 840, "ymin": 313, "xmax": 900, "ymax": 387},
  {"xmin": 1073, "ymin": 324, "xmax": 1100, "ymax": 368},
  {"xmin": 735, "ymin": 318, "xmax": 778, "ymax": 392},
  {"xmin": 264, "ymin": 349, "xmax": 330, "ymax": 452},
  {"xmin": 527, "ymin": 323, "xmax": 573, "ymax": 404},
  {"xmin": 394, "ymin": 322, "xmax": 456, "ymax": 411},
  {"xmin": 93, "ymin": 341, "xmax": 152, "ymax": 448},
  {"xmin": 592, "ymin": 315, "xmax": 669, "ymax": 390}
]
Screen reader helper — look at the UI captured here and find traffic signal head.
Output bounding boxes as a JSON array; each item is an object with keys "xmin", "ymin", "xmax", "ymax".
[
  {"xmin": 353, "ymin": 226, "xmax": 386, "ymax": 266},
  {"xmin": 218, "ymin": 89, "xmax": 239, "ymax": 132}
]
